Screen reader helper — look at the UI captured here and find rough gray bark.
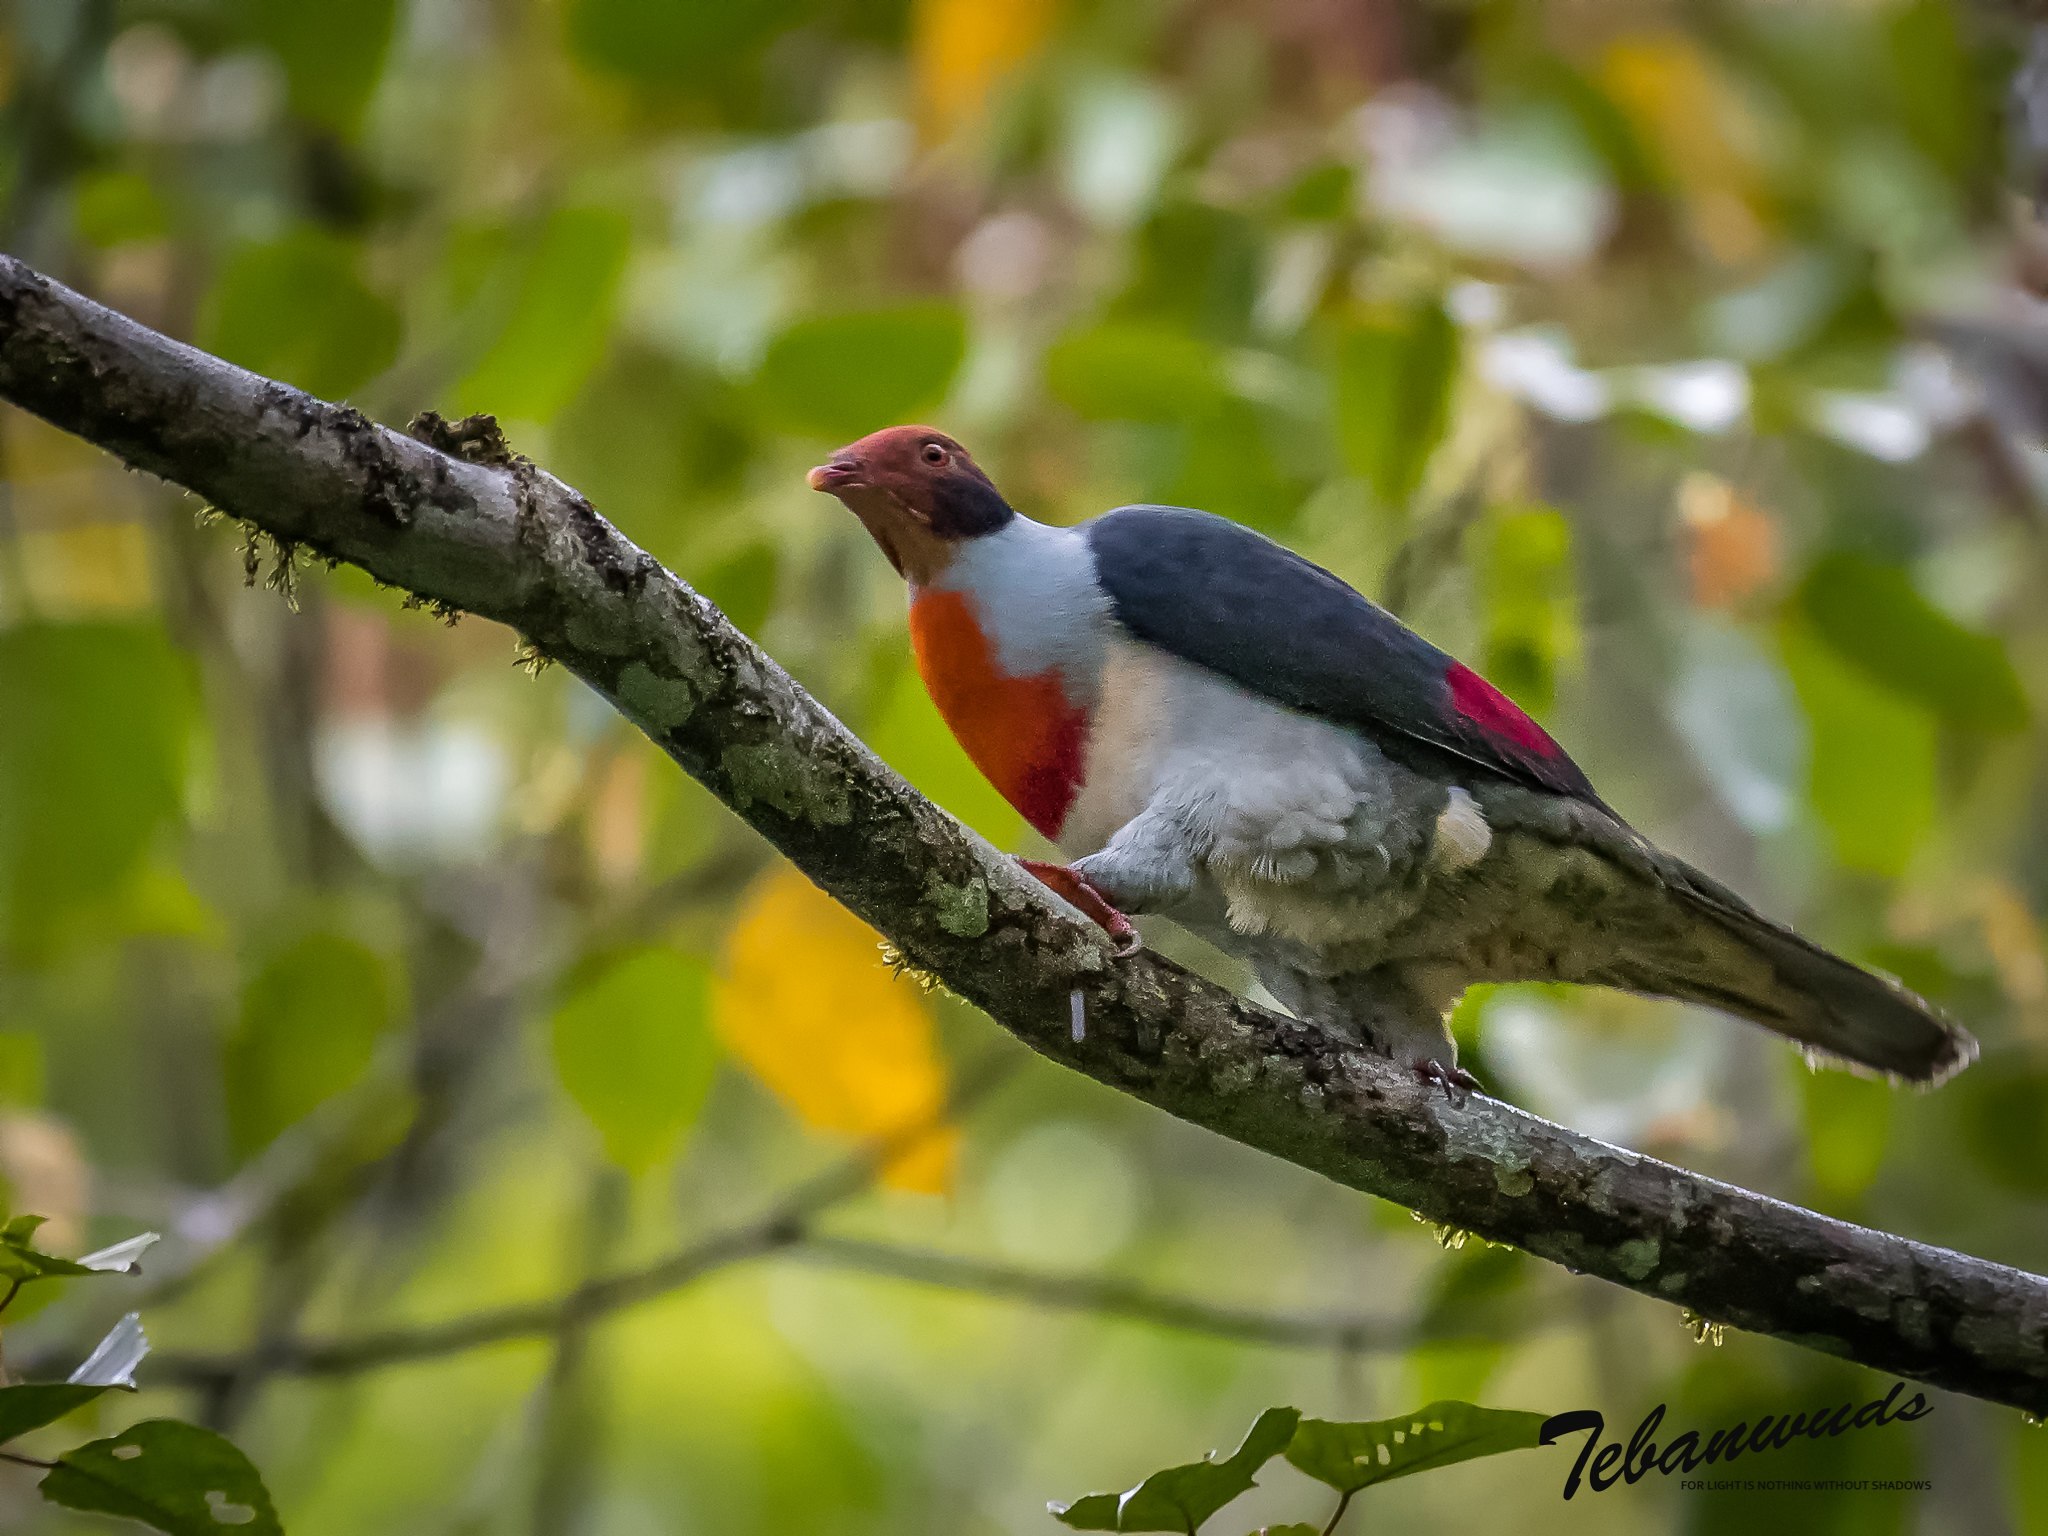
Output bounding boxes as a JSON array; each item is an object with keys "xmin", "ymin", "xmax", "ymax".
[{"xmin": 1, "ymin": 252, "xmax": 2044, "ymax": 1414}]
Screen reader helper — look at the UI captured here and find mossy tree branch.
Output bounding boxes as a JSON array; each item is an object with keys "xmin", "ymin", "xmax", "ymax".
[{"xmin": 1, "ymin": 253, "xmax": 2044, "ymax": 1413}]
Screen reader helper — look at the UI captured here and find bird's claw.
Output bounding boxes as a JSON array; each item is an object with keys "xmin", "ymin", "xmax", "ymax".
[
  {"xmin": 1019, "ymin": 859, "xmax": 1142, "ymax": 956},
  {"xmin": 1416, "ymin": 1059, "xmax": 1482, "ymax": 1105}
]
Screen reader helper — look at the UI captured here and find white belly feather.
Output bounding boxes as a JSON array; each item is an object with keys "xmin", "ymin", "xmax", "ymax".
[
  {"xmin": 1056, "ymin": 637, "xmax": 1171, "ymax": 854},
  {"xmin": 1060, "ymin": 637, "xmax": 1484, "ymax": 954},
  {"xmin": 941, "ymin": 515, "xmax": 1486, "ymax": 963}
]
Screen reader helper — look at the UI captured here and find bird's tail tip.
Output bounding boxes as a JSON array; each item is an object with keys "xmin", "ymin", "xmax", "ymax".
[
  {"xmin": 1723, "ymin": 916, "xmax": 1977, "ymax": 1086},
  {"xmin": 1795, "ymin": 1004, "xmax": 1978, "ymax": 1090},
  {"xmin": 1658, "ymin": 863, "xmax": 1978, "ymax": 1086}
]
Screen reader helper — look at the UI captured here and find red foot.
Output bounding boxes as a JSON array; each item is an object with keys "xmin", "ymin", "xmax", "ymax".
[{"xmin": 1019, "ymin": 859, "xmax": 1141, "ymax": 957}]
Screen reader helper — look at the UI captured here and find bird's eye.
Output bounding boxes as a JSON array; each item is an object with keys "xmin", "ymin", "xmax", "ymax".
[{"xmin": 921, "ymin": 442, "xmax": 946, "ymax": 465}]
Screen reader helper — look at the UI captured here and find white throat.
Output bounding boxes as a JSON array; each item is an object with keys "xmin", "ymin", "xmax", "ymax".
[{"xmin": 926, "ymin": 517, "xmax": 1112, "ymax": 697}]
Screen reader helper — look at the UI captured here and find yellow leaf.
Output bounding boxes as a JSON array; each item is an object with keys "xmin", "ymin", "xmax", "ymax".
[
  {"xmin": 19, "ymin": 521, "xmax": 156, "ymax": 619},
  {"xmin": 1599, "ymin": 32, "xmax": 1771, "ymax": 266},
  {"xmin": 714, "ymin": 866, "xmax": 956, "ymax": 1192},
  {"xmin": 1892, "ymin": 876, "xmax": 2048, "ymax": 1012},
  {"xmin": 1974, "ymin": 879, "xmax": 2048, "ymax": 1010},
  {"xmin": 913, "ymin": 0, "xmax": 1059, "ymax": 139},
  {"xmin": 4, "ymin": 416, "xmax": 156, "ymax": 618}
]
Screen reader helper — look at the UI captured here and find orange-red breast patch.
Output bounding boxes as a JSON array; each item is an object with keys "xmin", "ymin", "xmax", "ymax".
[{"xmin": 908, "ymin": 588, "xmax": 1088, "ymax": 839}]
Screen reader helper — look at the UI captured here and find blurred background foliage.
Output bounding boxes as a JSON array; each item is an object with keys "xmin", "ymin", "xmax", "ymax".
[{"xmin": 1, "ymin": 0, "xmax": 2047, "ymax": 1530}]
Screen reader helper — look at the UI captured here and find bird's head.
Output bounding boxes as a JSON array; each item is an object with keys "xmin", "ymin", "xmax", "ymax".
[{"xmin": 807, "ymin": 425, "xmax": 1013, "ymax": 583}]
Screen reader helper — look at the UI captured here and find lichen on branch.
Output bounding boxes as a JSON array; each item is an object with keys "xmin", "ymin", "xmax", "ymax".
[{"xmin": 0, "ymin": 253, "xmax": 2044, "ymax": 1415}]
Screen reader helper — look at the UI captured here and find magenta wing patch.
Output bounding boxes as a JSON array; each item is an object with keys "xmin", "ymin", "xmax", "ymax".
[{"xmin": 1444, "ymin": 662, "xmax": 1583, "ymax": 794}]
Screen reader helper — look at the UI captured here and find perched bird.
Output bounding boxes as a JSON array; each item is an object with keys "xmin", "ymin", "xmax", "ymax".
[{"xmin": 809, "ymin": 425, "xmax": 1977, "ymax": 1091}]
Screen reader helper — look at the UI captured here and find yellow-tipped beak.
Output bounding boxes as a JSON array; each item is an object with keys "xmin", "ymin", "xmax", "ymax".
[{"xmin": 808, "ymin": 457, "xmax": 861, "ymax": 493}]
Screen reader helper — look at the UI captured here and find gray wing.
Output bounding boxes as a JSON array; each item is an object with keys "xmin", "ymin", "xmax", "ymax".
[{"xmin": 1083, "ymin": 504, "xmax": 1604, "ymax": 804}]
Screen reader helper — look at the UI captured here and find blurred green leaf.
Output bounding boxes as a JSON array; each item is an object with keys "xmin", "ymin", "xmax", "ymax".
[
  {"xmin": 1332, "ymin": 301, "xmax": 1459, "ymax": 509},
  {"xmin": 1799, "ymin": 553, "xmax": 2027, "ymax": 732},
  {"xmin": 0, "ymin": 1031, "xmax": 42, "ymax": 1107},
  {"xmin": 1409, "ymin": 1243, "xmax": 1525, "ymax": 1402},
  {"xmin": 71, "ymin": 171, "xmax": 169, "ymax": 248},
  {"xmin": 1952, "ymin": 1052, "xmax": 2048, "ymax": 1199},
  {"xmin": 0, "ymin": 1383, "xmax": 115, "ymax": 1444},
  {"xmin": 1446, "ymin": 980, "xmax": 1511, "ymax": 1063},
  {"xmin": 1407, "ymin": 1340, "xmax": 1506, "ymax": 1408},
  {"xmin": 200, "ymin": 229, "xmax": 401, "ymax": 401},
  {"xmin": 1120, "ymin": 202, "xmax": 1262, "ymax": 343},
  {"xmin": 1419, "ymin": 1243, "xmax": 1524, "ymax": 1327},
  {"xmin": 1165, "ymin": 400, "xmax": 1305, "ymax": 531},
  {"xmin": 550, "ymin": 947, "xmax": 720, "ymax": 1174},
  {"xmin": 1740, "ymin": 1, "xmax": 1891, "ymax": 132},
  {"xmin": 566, "ymin": 0, "xmax": 803, "ymax": 92},
  {"xmin": 1050, "ymin": 1406, "xmax": 1299, "ymax": 1531},
  {"xmin": 115, "ymin": 861, "xmax": 220, "ymax": 945},
  {"xmin": 1801, "ymin": 1066, "xmax": 1892, "ymax": 1205},
  {"xmin": 757, "ymin": 304, "xmax": 967, "ymax": 440},
  {"xmin": 0, "ymin": 624, "xmax": 188, "ymax": 951},
  {"xmin": 1778, "ymin": 619, "xmax": 1935, "ymax": 878},
  {"xmin": 1534, "ymin": 54, "xmax": 1663, "ymax": 195},
  {"xmin": 0, "ymin": 1221, "xmax": 148, "ymax": 1284},
  {"xmin": 699, "ymin": 543, "xmax": 780, "ymax": 636},
  {"xmin": 1780, "ymin": 276, "xmax": 1901, "ymax": 386},
  {"xmin": 1884, "ymin": 0, "xmax": 1990, "ymax": 184},
  {"xmin": 1284, "ymin": 1401, "xmax": 1547, "ymax": 1495},
  {"xmin": 1281, "ymin": 163, "xmax": 1352, "ymax": 221},
  {"xmin": 1673, "ymin": 1354, "xmax": 1916, "ymax": 1536},
  {"xmin": 231, "ymin": 0, "xmax": 397, "ymax": 133},
  {"xmin": 1479, "ymin": 505, "xmax": 1577, "ymax": 714},
  {"xmin": 458, "ymin": 207, "xmax": 635, "ymax": 423},
  {"xmin": 554, "ymin": 348, "xmax": 757, "ymax": 537},
  {"xmin": 2012, "ymin": 1411, "xmax": 2048, "ymax": 1531},
  {"xmin": 1044, "ymin": 322, "xmax": 1227, "ymax": 423},
  {"xmin": 0, "ymin": 1215, "xmax": 97, "ymax": 1283},
  {"xmin": 41, "ymin": 1419, "xmax": 281, "ymax": 1536},
  {"xmin": 1246, "ymin": 1527, "xmax": 1319, "ymax": 1536},
  {"xmin": 225, "ymin": 934, "xmax": 395, "ymax": 1159}
]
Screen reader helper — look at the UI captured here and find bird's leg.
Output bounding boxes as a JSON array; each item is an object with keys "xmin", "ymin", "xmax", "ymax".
[
  {"xmin": 1311, "ymin": 967, "xmax": 1480, "ymax": 1103},
  {"xmin": 1018, "ymin": 859, "xmax": 1142, "ymax": 957},
  {"xmin": 1018, "ymin": 800, "xmax": 1196, "ymax": 958},
  {"xmin": 1415, "ymin": 1059, "xmax": 1483, "ymax": 1105}
]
